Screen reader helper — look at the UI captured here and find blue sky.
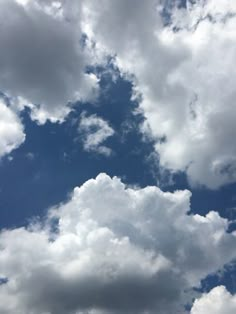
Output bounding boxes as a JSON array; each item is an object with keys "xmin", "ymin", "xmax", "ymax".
[
  {"xmin": 0, "ymin": 73, "xmax": 159, "ymax": 227},
  {"xmin": 0, "ymin": 1, "xmax": 236, "ymax": 314},
  {"xmin": 1, "ymin": 72, "xmax": 236, "ymax": 229}
]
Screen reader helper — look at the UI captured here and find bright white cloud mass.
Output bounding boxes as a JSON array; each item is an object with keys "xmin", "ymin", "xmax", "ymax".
[
  {"xmin": 191, "ymin": 285, "xmax": 236, "ymax": 314},
  {"xmin": 0, "ymin": 99, "xmax": 25, "ymax": 158},
  {"xmin": 83, "ymin": 0, "xmax": 236, "ymax": 188},
  {"xmin": 0, "ymin": 174, "xmax": 235, "ymax": 314},
  {"xmin": 0, "ymin": 1, "xmax": 236, "ymax": 313}
]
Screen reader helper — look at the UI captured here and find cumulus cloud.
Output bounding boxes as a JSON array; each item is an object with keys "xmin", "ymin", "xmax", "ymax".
[
  {"xmin": 78, "ymin": 112, "xmax": 115, "ymax": 156},
  {"xmin": 0, "ymin": 99, "xmax": 25, "ymax": 158},
  {"xmin": 0, "ymin": 174, "xmax": 235, "ymax": 313},
  {"xmin": 2, "ymin": 0, "xmax": 236, "ymax": 186},
  {"xmin": 82, "ymin": 0, "xmax": 236, "ymax": 188},
  {"xmin": 0, "ymin": 0, "xmax": 99, "ymax": 124},
  {"xmin": 191, "ymin": 286, "xmax": 236, "ymax": 314}
]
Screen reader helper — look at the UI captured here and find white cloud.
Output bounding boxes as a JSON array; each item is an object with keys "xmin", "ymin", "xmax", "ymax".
[
  {"xmin": 78, "ymin": 112, "xmax": 115, "ymax": 156},
  {"xmin": 1, "ymin": 0, "xmax": 236, "ymax": 186},
  {"xmin": 191, "ymin": 286, "xmax": 236, "ymax": 314},
  {"xmin": 0, "ymin": 99, "xmax": 25, "ymax": 158},
  {"xmin": 82, "ymin": 0, "xmax": 236, "ymax": 188},
  {"xmin": 0, "ymin": 174, "xmax": 235, "ymax": 313},
  {"xmin": 0, "ymin": 0, "xmax": 99, "ymax": 124}
]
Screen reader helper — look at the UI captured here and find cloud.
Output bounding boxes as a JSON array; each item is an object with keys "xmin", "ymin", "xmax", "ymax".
[
  {"xmin": 0, "ymin": 173, "xmax": 235, "ymax": 313},
  {"xmin": 0, "ymin": 0, "xmax": 99, "ymax": 124},
  {"xmin": 1, "ymin": 0, "xmax": 236, "ymax": 186},
  {"xmin": 82, "ymin": 0, "xmax": 236, "ymax": 188},
  {"xmin": 191, "ymin": 286, "xmax": 236, "ymax": 314},
  {"xmin": 0, "ymin": 99, "xmax": 25, "ymax": 158},
  {"xmin": 78, "ymin": 112, "xmax": 115, "ymax": 156}
]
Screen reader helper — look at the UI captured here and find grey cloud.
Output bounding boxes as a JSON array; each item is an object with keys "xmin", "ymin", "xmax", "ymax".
[{"xmin": 0, "ymin": 0, "xmax": 99, "ymax": 124}]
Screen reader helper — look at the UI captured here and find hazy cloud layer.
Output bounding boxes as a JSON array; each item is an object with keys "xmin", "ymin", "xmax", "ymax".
[{"xmin": 0, "ymin": 174, "xmax": 235, "ymax": 313}]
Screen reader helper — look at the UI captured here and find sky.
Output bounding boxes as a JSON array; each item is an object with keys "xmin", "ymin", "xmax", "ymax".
[{"xmin": 0, "ymin": 1, "xmax": 236, "ymax": 313}]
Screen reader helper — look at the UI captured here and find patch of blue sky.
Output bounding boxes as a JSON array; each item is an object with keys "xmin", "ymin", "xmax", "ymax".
[
  {"xmin": 1, "ymin": 69, "xmax": 236, "ymax": 230},
  {"xmin": 0, "ymin": 71, "xmax": 157, "ymax": 228}
]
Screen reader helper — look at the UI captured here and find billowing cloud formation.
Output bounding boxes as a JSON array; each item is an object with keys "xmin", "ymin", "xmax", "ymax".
[
  {"xmin": 191, "ymin": 286, "xmax": 236, "ymax": 314},
  {"xmin": 0, "ymin": 0, "xmax": 99, "ymax": 124},
  {"xmin": 0, "ymin": 174, "xmax": 235, "ymax": 313},
  {"xmin": 2, "ymin": 0, "xmax": 236, "ymax": 187},
  {"xmin": 83, "ymin": 0, "xmax": 236, "ymax": 188},
  {"xmin": 78, "ymin": 112, "xmax": 115, "ymax": 156},
  {"xmin": 0, "ymin": 99, "xmax": 25, "ymax": 158}
]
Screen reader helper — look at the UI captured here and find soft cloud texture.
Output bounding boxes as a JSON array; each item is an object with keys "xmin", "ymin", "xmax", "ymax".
[
  {"xmin": 0, "ymin": 174, "xmax": 235, "ymax": 313},
  {"xmin": 83, "ymin": 0, "xmax": 236, "ymax": 188},
  {"xmin": 1, "ymin": 2, "xmax": 236, "ymax": 313},
  {"xmin": 78, "ymin": 112, "xmax": 115, "ymax": 156},
  {"xmin": 0, "ymin": 99, "xmax": 25, "ymax": 158},
  {"xmin": 0, "ymin": 0, "xmax": 99, "ymax": 124},
  {"xmin": 2, "ymin": 0, "xmax": 236, "ymax": 187},
  {"xmin": 1, "ymin": 0, "xmax": 236, "ymax": 186},
  {"xmin": 191, "ymin": 286, "xmax": 236, "ymax": 314}
]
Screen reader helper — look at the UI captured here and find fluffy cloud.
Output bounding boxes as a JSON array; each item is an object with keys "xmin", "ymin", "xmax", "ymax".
[
  {"xmin": 0, "ymin": 99, "xmax": 25, "ymax": 158},
  {"xmin": 191, "ymin": 286, "xmax": 236, "ymax": 314},
  {"xmin": 0, "ymin": 0, "xmax": 99, "ymax": 124},
  {"xmin": 0, "ymin": 174, "xmax": 235, "ymax": 313},
  {"xmin": 78, "ymin": 112, "xmax": 115, "ymax": 156},
  {"xmin": 2, "ymin": 0, "xmax": 236, "ymax": 186},
  {"xmin": 83, "ymin": 0, "xmax": 236, "ymax": 188}
]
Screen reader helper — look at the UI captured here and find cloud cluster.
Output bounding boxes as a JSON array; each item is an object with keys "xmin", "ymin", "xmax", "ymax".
[
  {"xmin": 191, "ymin": 286, "xmax": 236, "ymax": 314},
  {"xmin": 1, "ymin": 3, "xmax": 236, "ymax": 313},
  {"xmin": 2, "ymin": 0, "xmax": 236, "ymax": 189},
  {"xmin": 0, "ymin": 174, "xmax": 235, "ymax": 313},
  {"xmin": 0, "ymin": 0, "xmax": 99, "ymax": 124},
  {"xmin": 0, "ymin": 99, "xmax": 25, "ymax": 158},
  {"xmin": 83, "ymin": 0, "xmax": 236, "ymax": 188},
  {"xmin": 78, "ymin": 112, "xmax": 115, "ymax": 156}
]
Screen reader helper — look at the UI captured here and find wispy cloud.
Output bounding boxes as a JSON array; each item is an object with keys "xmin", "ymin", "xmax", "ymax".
[{"xmin": 78, "ymin": 111, "xmax": 115, "ymax": 156}]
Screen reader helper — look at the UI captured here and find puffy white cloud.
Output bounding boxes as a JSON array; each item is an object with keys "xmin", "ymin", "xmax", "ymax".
[
  {"xmin": 78, "ymin": 112, "xmax": 115, "ymax": 156},
  {"xmin": 191, "ymin": 286, "xmax": 236, "ymax": 314},
  {"xmin": 0, "ymin": 173, "xmax": 235, "ymax": 313},
  {"xmin": 82, "ymin": 0, "xmax": 236, "ymax": 188},
  {"xmin": 0, "ymin": 99, "xmax": 25, "ymax": 158},
  {"xmin": 2, "ymin": 0, "xmax": 236, "ymax": 186},
  {"xmin": 0, "ymin": 0, "xmax": 99, "ymax": 124}
]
